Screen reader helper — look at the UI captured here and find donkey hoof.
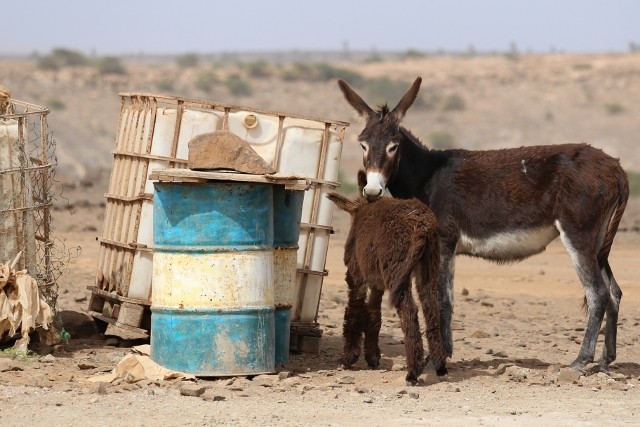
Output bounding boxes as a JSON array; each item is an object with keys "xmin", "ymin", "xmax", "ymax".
[
  {"xmin": 366, "ymin": 358, "xmax": 380, "ymax": 370},
  {"xmin": 569, "ymin": 359, "xmax": 590, "ymax": 373},
  {"xmin": 405, "ymin": 375, "xmax": 419, "ymax": 386},
  {"xmin": 435, "ymin": 366, "xmax": 449, "ymax": 377},
  {"xmin": 340, "ymin": 353, "xmax": 360, "ymax": 368}
]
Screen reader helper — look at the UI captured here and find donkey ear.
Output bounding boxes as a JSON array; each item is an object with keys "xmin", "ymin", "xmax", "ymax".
[
  {"xmin": 338, "ymin": 79, "xmax": 374, "ymax": 118},
  {"xmin": 391, "ymin": 77, "xmax": 422, "ymax": 119},
  {"xmin": 356, "ymin": 169, "xmax": 367, "ymax": 194}
]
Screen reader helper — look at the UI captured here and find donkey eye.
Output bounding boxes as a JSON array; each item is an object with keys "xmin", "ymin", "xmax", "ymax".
[
  {"xmin": 360, "ymin": 142, "xmax": 369, "ymax": 153},
  {"xmin": 387, "ymin": 143, "xmax": 399, "ymax": 154}
]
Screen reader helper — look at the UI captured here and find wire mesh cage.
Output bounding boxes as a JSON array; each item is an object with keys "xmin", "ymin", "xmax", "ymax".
[{"xmin": 0, "ymin": 95, "xmax": 60, "ymax": 311}]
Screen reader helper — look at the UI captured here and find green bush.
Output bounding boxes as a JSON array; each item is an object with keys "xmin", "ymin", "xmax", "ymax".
[
  {"xmin": 363, "ymin": 53, "xmax": 383, "ymax": 63},
  {"xmin": 225, "ymin": 75, "xmax": 252, "ymax": 97},
  {"xmin": 315, "ymin": 64, "xmax": 364, "ymax": 84},
  {"xmin": 420, "ymin": 90, "xmax": 441, "ymax": 111},
  {"xmin": 442, "ymin": 93, "xmax": 466, "ymax": 111},
  {"xmin": 96, "ymin": 56, "xmax": 126, "ymax": 75},
  {"xmin": 195, "ymin": 70, "xmax": 219, "ymax": 92},
  {"xmin": 155, "ymin": 79, "xmax": 175, "ymax": 92},
  {"xmin": 45, "ymin": 97, "xmax": 66, "ymax": 110},
  {"xmin": 605, "ymin": 102, "xmax": 625, "ymax": 115},
  {"xmin": 401, "ymin": 49, "xmax": 427, "ymax": 60},
  {"xmin": 572, "ymin": 63, "xmax": 592, "ymax": 71},
  {"xmin": 37, "ymin": 48, "xmax": 89, "ymax": 70},
  {"xmin": 627, "ymin": 170, "xmax": 640, "ymax": 197},
  {"xmin": 280, "ymin": 63, "xmax": 364, "ymax": 86},
  {"xmin": 337, "ymin": 171, "xmax": 358, "ymax": 195},
  {"xmin": 429, "ymin": 131, "xmax": 456, "ymax": 149},
  {"xmin": 365, "ymin": 77, "xmax": 415, "ymax": 106},
  {"xmin": 176, "ymin": 53, "xmax": 199, "ymax": 68},
  {"xmin": 246, "ymin": 61, "xmax": 271, "ymax": 78}
]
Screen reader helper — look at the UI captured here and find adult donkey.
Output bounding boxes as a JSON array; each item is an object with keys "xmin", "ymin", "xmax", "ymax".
[{"xmin": 338, "ymin": 77, "xmax": 629, "ymax": 371}]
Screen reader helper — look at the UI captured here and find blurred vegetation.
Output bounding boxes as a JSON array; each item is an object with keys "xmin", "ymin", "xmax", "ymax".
[
  {"xmin": 281, "ymin": 63, "xmax": 364, "ymax": 86},
  {"xmin": 0, "ymin": 348, "xmax": 38, "ymax": 363},
  {"xmin": 572, "ymin": 63, "xmax": 593, "ymax": 71},
  {"xmin": 363, "ymin": 53, "xmax": 383, "ymax": 63},
  {"xmin": 96, "ymin": 56, "xmax": 126, "ymax": 74},
  {"xmin": 225, "ymin": 74, "xmax": 252, "ymax": 97},
  {"xmin": 428, "ymin": 131, "xmax": 456, "ymax": 149},
  {"xmin": 155, "ymin": 79, "xmax": 175, "ymax": 92},
  {"xmin": 37, "ymin": 48, "xmax": 89, "ymax": 70},
  {"xmin": 604, "ymin": 102, "xmax": 625, "ymax": 115},
  {"xmin": 419, "ymin": 89, "xmax": 441, "ymax": 111},
  {"xmin": 401, "ymin": 49, "xmax": 427, "ymax": 60},
  {"xmin": 442, "ymin": 93, "xmax": 466, "ymax": 111},
  {"xmin": 176, "ymin": 53, "xmax": 199, "ymax": 68},
  {"xmin": 364, "ymin": 77, "xmax": 415, "ymax": 107},
  {"xmin": 45, "ymin": 97, "xmax": 66, "ymax": 110},
  {"xmin": 246, "ymin": 60, "xmax": 272, "ymax": 78},
  {"xmin": 195, "ymin": 70, "xmax": 220, "ymax": 92},
  {"xmin": 337, "ymin": 171, "xmax": 358, "ymax": 195},
  {"xmin": 628, "ymin": 170, "xmax": 640, "ymax": 197}
]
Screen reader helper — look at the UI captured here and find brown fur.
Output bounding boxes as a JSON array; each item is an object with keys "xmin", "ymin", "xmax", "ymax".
[
  {"xmin": 338, "ymin": 77, "xmax": 630, "ymax": 372},
  {"xmin": 327, "ymin": 171, "xmax": 447, "ymax": 384}
]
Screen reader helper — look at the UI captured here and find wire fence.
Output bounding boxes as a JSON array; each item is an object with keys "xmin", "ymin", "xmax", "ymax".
[{"xmin": 1, "ymin": 96, "xmax": 66, "ymax": 313}]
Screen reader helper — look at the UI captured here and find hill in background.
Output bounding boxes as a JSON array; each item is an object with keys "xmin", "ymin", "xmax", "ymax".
[{"xmin": 1, "ymin": 50, "xmax": 639, "ymax": 190}]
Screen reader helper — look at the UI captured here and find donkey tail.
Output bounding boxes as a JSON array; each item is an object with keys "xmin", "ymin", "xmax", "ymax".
[
  {"xmin": 597, "ymin": 168, "xmax": 629, "ymax": 268},
  {"xmin": 326, "ymin": 192, "xmax": 359, "ymax": 214}
]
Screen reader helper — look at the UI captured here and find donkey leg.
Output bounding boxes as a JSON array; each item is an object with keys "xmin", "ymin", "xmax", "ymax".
[
  {"xmin": 341, "ymin": 270, "xmax": 367, "ymax": 368},
  {"xmin": 599, "ymin": 261, "xmax": 622, "ymax": 369},
  {"xmin": 364, "ymin": 288, "xmax": 384, "ymax": 369},
  {"xmin": 437, "ymin": 241, "xmax": 457, "ymax": 357},
  {"xmin": 415, "ymin": 265, "xmax": 448, "ymax": 377},
  {"xmin": 396, "ymin": 284, "xmax": 425, "ymax": 385},
  {"xmin": 557, "ymin": 227, "xmax": 609, "ymax": 371}
]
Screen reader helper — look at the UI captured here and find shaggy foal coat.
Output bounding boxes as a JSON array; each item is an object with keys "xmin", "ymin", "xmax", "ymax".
[{"xmin": 328, "ymin": 183, "xmax": 448, "ymax": 384}]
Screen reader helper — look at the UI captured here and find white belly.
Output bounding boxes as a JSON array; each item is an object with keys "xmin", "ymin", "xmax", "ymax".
[{"xmin": 457, "ymin": 226, "xmax": 560, "ymax": 261}]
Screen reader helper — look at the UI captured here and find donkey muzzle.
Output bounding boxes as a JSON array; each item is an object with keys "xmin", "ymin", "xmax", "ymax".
[{"xmin": 363, "ymin": 171, "xmax": 386, "ymax": 200}]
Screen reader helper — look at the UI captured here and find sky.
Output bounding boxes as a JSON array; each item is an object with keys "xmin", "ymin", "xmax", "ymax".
[{"xmin": 2, "ymin": 0, "xmax": 640, "ymax": 55}]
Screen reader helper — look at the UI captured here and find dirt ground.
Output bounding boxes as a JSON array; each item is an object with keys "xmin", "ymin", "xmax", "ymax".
[{"xmin": 1, "ymin": 171, "xmax": 640, "ymax": 426}]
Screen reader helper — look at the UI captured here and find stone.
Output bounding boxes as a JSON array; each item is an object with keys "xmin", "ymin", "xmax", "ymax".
[
  {"xmin": 505, "ymin": 366, "xmax": 529, "ymax": 382},
  {"xmin": 0, "ymin": 359, "xmax": 23, "ymax": 372},
  {"xmin": 40, "ymin": 354, "xmax": 56, "ymax": 363},
  {"xmin": 494, "ymin": 363, "xmax": 512, "ymax": 375},
  {"xmin": 277, "ymin": 371, "xmax": 291, "ymax": 380},
  {"xmin": 201, "ymin": 389, "xmax": 226, "ymax": 402},
  {"xmin": 337, "ymin": 375, "xmax": 355, "ymax": 384},
  {"xmin": 546, "ymin": 364, "xmax": 562, "ymax": 375},
  {"xmin": 557, "ymin": 368, "xmax": 582, "ymax": 384},
  {"xmin": 78, "ymin": 362, "xmax": 97, "ymax": 370},
  {"xmin": 92, "ymin": 382, "xmax": 109, "ymax": 395},
  {"xmin": 180, "ymin": 383, "xmax": 209, "ymax": 397},
  {"xmin": 445, "ymin": 384, "xmax": 461, "ymax": 392},
  {"xmin": 391, "ymin": 362, "xmax": 406, "ymax": 372},
  {"xmin": 283, "ymin": 377, "xmax": 301, "ymax": 387}
]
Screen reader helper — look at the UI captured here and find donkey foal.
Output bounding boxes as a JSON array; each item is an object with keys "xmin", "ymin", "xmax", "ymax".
[{"xmin": 327, "ymin": 172, "xmax": 447, "ymax": 385}]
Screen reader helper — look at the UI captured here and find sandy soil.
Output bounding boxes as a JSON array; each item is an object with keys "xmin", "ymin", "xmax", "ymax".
[{"xmin": 1, "ymin": 165, "xmax": 639, "ymax": 427}]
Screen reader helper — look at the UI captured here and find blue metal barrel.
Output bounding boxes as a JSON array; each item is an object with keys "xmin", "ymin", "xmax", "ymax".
[
  {"xmin": 151, "ymin": 181, "xmax": 275, "ymax": 376},
  {"xmin": 272, "ymin": 185, "xmax": 304, "ymax": 365}
]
